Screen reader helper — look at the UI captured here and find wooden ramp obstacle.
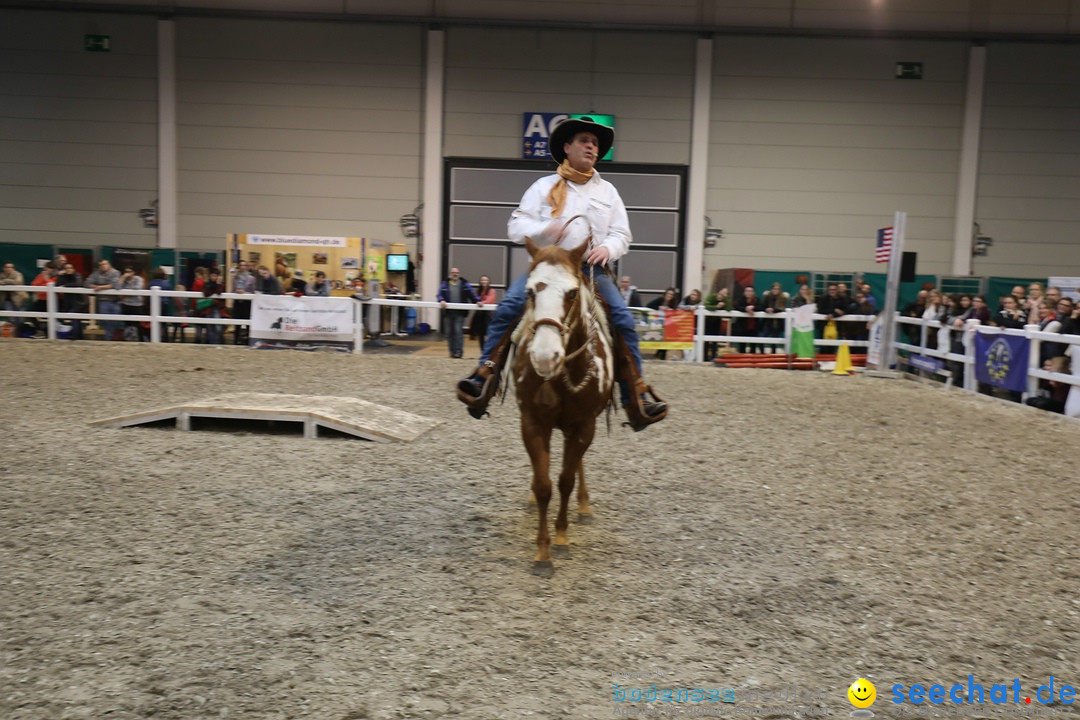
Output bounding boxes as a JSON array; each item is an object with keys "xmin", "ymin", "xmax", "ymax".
[{"xmin": 90, "ymin": 392, "xmax": 440, "ymax": 443}]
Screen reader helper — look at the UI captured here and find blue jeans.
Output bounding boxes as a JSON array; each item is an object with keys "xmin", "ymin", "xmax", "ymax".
[
  {"xmin": 479, "ymin": 266, "xmax": 643, "ymax": 402},
  {"xmin": 444, "ymin": 311, "xmax": 466, "ymax": 356},
  {"xmin": 98, "ymin": 300, "xmax": 122, "ymax": 339}
]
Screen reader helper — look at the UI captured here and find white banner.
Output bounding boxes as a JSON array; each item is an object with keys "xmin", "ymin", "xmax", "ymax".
[
  {"xmin": 247, "ymin": 234, "xmax": 348, "ymax": 247},
  {"xmin": 867, "ymin": 315, "xmax": 883, "ymax": 367},
  {"xmin": 251, "ymin": 295, "xmax": 355, "ymax": 342},
  {"xmin": 1048, "ymin": 276, "xmax": 1080, "ymax": 302}
]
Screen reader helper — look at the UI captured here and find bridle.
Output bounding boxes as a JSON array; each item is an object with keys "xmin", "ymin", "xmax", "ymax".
[{"xmin": 524, "ymin": 257, "xmax": 605, "ymax": 394}]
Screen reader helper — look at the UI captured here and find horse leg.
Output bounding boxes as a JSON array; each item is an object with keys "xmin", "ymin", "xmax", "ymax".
[
  {"xmin": 577, "ymin": 459, "xmax": 593, "ymax": 524},
  {"xmin": 521, "ymin": 418, "xmax": 554, "ymax": 571},
  {"xmin": 553, "ymin": 422, "xmax": 595, "ymax": 552}
]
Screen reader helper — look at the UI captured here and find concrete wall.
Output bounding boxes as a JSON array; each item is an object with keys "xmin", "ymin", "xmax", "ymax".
[
  {"xmin": 175, "ymin": 17, "xmax": 425, "ymax": 252},
  {"xmin": 974, "ymin": 42, "xmax": 1080, "ymax": 278},
  {"xmin": 0, "ymin": 9, "xmax": 159, "ymax": 249},
  {"xmin": 703, "ymin": 35, "xmax": 969, "ymax": 278},
  {"xmin": 443, "ymin": 27, "xmax": 695, "ymax": 164}
]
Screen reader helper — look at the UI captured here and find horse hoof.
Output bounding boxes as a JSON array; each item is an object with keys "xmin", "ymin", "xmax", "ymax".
[
  {"xmin": 531, "ymin": 561, "xmax": 554, "ymax": 578},
  {"xmin": 577, "ymin": 513, "xmax": 594, "ymax": 525},
  {"xmin": 551, "ymin": 544, "xmax": 570, "ymax": 559}
]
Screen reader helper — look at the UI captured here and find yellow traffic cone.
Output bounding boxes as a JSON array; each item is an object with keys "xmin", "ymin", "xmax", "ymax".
[{"xmin": 831, "ymin": 343, "xmax": 855, "ymax": 376}]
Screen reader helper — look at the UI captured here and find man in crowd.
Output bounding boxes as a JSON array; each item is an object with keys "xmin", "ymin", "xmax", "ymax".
[
  {"xmin": 437, "ymin": 266, "xmax": 480, "ymax": 359},
  {"xmin": 86, "ymin": 259, "xmax": 122, "ymax": 340}
]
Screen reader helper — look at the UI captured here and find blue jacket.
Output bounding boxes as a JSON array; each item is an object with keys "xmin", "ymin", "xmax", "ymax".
[{"xmin": 437, "ymin": 278, "xmax": 480, "ymax": 307}]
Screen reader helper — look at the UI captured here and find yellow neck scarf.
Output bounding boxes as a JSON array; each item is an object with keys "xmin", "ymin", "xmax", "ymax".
[{"xmin": 547, "ymin": 160, "xmax": 594, "ymax": 218}]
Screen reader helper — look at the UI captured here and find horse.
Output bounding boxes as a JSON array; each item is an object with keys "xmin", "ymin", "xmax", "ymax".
[{"xmin": 512, "ymin": 236, "xmax": 615, "ymax": 576}]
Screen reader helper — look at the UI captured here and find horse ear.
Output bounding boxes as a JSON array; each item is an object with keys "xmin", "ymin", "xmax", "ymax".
[
  {"xmin": 568, "ymin": 239, "xmax": 588, "ymax": 267},
  {"xmin": 525, "ymin": 236, "xmax": 539, "ymax": 258}
]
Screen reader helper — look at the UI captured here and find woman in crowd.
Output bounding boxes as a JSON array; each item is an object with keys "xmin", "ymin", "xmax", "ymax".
[
  {"xmin": 647, "ymin": 287, "xmax": 680, "ymax": 359},
  {"xmin": 791, "ymin": 283, "xmax": 814, "ymax": 308},
  {"xmin": 921, "ymin": 288, "xmax": 946, "ymax": 349},
  {"xmin": 149, "ymin": 268, "xmax": 180, "ymax": 341},
  {"xmin": 703, "ymin": 286, "xmax": 731, "ymax": 362},
  {"xmin": 469, "ymin": 274, "xmax": 497, "ymax": 353},
  {"xmin": 733, "ymin": 285, "xmax": 761, "ymax": 354},
  {"xmin": 197, "ymin": 268, "xmax": 226, "ymax": 344},
  {"xmin": 55, "ymin": 262, "xmax": 87, "ymax": 340},
  {"xmin": 993, "ymin": 294, "xmax": 1027, "ymax": 329},
  {"xmin": 759, "ymin": 282, "xmax": 788, "ymax": 349},
  {"xmin": 970, "ymin": 295, "xmax": 992, "ymax": 324}
]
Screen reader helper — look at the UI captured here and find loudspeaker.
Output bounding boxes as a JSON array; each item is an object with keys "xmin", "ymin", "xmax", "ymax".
[{"xmin": 900, "ymin": 252, "xmax": 917, "ymax": 283}]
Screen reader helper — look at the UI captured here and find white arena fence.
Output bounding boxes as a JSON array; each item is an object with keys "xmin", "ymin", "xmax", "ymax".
[
  {"xmin": 3, "ymin": 286, "xmax": 1077, "ymax": 407},
  {"xmin": 0, "ymin": 284, "xmax": 495, "ymax": 352},
  {"xmin": 895, "ymin": 314, "xmax": 1080, "ymax": 403}
]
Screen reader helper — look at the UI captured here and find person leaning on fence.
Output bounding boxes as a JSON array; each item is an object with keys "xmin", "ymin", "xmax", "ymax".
[
  {"xmin": 195, "ymin": 269, "xmax": 227, "ymax": 344},
  {"xmin": 469, "ymin": 274, "xmax": 497, "ymax": 353},
  {"xmin": 305, "ymin": 270, "xmax": 330, "ymax": 297},
  {"xmin": 231, "ymin": 260, "xmax": 256, "ymax": 344},
  {"xmin": 455, "ymin": 116, "xmax": 667, "ymax": 431},
  {"xmin": 733, "ymin": 285, "xmax": 761, "ymax": 354},
  {"xmin": 703, "ymin": 286, "xmax": 732, "ymax": 362},
  {"xmin": 437, "ymin": 267, "xmax": 480, "ymax": 359},
  {"xmin": 116, "ymin": 267, "xmax": 148, "ymax": 342},
  {"xmin": 255, "ymin": 265, "xmax": 282, "ymax": 295},
  {"xmin": 647, "ymin": 288, "xmax": 680, "ymax": 360},
  {"xmin": 55, "ymin": 262, "xmax": 88, "ymax": 340},
  {"xmin": 846, "ymin": 290, "xmax": 875, "ymax": 343},
  {"xmin": 148, "ymin": 268, "xmax": 179, "ymax": 342},
  {"xmin": 86, "ymin": 259, "xmax": 122, "ymax": 341},
  {"xmin": 759, "ymin": 282, "xmax": 789, "ymax": 346},
  {"xmin": 0, "ymin": 261, "xmax": 28, "ymax": 316},
  {"xmin": 992, "ymin": 294, "xmax": 1026, "ymax": 330},
  {"xmin": 27, "ymin": 262, "xmax": 58, "ymax": 336},
  {"xmin": 815, "ymin": 283, "xmax": 845, "ymax": 348}
]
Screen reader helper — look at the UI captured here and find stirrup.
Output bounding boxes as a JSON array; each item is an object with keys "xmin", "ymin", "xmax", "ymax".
[
  {"xmin": 623, "ymin": 382, "xmax": 668, "ymax": 432},
  {"xmin": 455, "ymin": 360, "xmax": 500, "ymax": 416}
]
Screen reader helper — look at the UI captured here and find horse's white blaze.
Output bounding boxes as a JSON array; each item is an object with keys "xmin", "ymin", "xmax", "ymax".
[{"xmin": 526, "ymin": 261, "xmax": 578, "ymax": 378}]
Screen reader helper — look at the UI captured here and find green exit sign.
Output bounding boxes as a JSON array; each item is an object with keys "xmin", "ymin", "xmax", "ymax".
[
  {"xmin": 84, "ymin": 35, "xmax": 111, "ymax": 52},
  {"xmin": 895, "ymin": 62, "xmax": 923, "ymax": 80}
]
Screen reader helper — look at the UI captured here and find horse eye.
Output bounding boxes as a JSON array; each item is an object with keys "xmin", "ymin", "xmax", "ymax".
[
  {"xmin": 566, "ymin": 289, "xmax": 578, "ymax": 300},
  {"xmin": 526, "ymin": 288, "xmax": 535, "ymax": 298}
]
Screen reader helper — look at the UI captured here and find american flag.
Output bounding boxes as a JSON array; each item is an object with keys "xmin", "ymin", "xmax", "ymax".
[{"xmin": 875, "ymin": 227, "xmax": 893, "ymax": 263}]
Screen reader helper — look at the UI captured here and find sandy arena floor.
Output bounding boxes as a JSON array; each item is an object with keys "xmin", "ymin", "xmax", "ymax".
[{"xmin": 1, "ymin": 340, "xmax": 1078, "ymax": 720}]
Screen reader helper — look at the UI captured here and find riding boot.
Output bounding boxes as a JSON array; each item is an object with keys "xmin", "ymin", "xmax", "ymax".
[
  {"xmin": 455, "ymin": 321, "xmax": 517, "ymax": 419},
  {"xmin": 612, "ymin": 331, "xmax": 668, "ymax": 431}
]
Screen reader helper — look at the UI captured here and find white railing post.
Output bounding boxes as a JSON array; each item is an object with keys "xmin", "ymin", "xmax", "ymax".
[
  {"xmin": 353, "ymin": 300, "xmax": 365, "ymax": 354},
  {"xmin": 963, "ymin": 319, "xmax": 979, "ymax": 392},
  {"xmin": 693, "ymin": 306, "xmax": 704, "ymax": 363},
  {"xmin": 45, "ymin": 283, "xmax": 58, "ymax": 339},
  {"xmin": 1024, "ymin": 323, "xmax": 1040, "ymax": 400},
  {"xmin": 150, "ymin": 287, "xmax": 162, "ymax": 343},
  {"xmin": 782, "ymin": 309, "xmax": 792, "ymax": 355}
]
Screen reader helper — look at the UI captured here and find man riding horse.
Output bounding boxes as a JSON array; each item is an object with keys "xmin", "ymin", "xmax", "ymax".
[{"xmin": 456, "ymin": 116, "xmax": 667, "ymax": 431}]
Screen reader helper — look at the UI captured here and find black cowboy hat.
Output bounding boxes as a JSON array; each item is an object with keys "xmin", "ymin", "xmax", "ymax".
[{"xmin": 549, "ymin": 116, "xmax": 614, "ymax": 164}]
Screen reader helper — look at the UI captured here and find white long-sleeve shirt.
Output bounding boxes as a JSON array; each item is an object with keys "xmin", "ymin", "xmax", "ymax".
[{"xmin": 507, "ymin": 171, "xmax": 632, "ymax": 262}]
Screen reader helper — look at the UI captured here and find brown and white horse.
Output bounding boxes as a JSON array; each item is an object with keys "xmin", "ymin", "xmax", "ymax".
[{"xmin": 513, "ymin": 237, "xmax": 614, "ymax": 575}]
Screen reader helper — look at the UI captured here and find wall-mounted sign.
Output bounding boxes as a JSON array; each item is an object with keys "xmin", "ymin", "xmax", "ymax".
[
  {"xmin": 895, "ymin": 62, "xmax": 923, "ymax": 79},
  {"xmin": 522, "ymin": 112, "xmax": 615, "ymax": 160},
  {"xmin": 84, "ymin": 35, "xmax": 111, "ymax": 52}
]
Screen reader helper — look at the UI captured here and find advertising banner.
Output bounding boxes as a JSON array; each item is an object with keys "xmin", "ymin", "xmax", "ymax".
[
  {"xmin": 974, "ymin": 331, "xmax": 1029, "ymax": 392},
  {"xmin": 250, "ymin": 295, "xmax": 355, "ymax": 351},
  {"xmin": 637, "ymin": 308, "xmax": 694, "ymax": 350}
]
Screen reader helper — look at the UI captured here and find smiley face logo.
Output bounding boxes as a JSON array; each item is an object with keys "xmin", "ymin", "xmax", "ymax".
[{"xmin": 848, "ymin": 678, "xmax": 877, "ymax": 709}]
